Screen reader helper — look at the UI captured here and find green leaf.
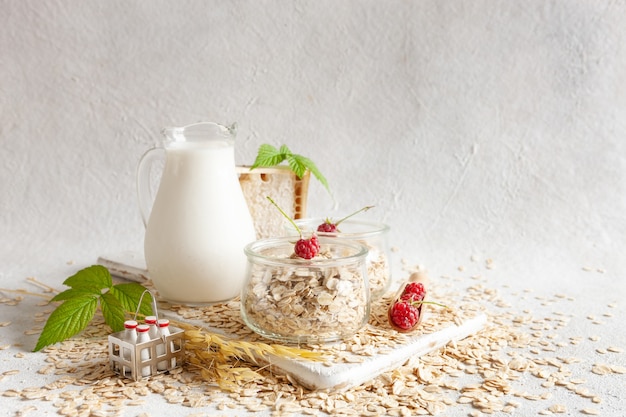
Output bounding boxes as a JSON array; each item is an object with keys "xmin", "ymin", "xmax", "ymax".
[
  {"xmin": 288, "ymin": 154, "xmax": 330, "ymax": 193},
  {"xmin": 250, "ymin": 144, "xmax": 287, "ymax": 169},
  {"xmin": 51, "ymin": 287, "xmax": 101, "ymax": 302},
  {"xmin": 32, "ymin": 265, "xmax": 154, "ymax": 353},
  {"xmin": 111, "ymin": 283, "xmax": 153, "ymax": 317},
  {"xmin": 305, "ymin": 161, "xmax": 330, "ymax": 194},
  {"xmin": 100, "ymin": 292, "xmax": 126, "ymax": 332},
  {"xmin": 33, "ymin": 294, "xmax": 99, "ymax": 352},
  {"xmin": 249, "ymin": 143, "xmax": 330, "ymax": 194},
  {"xmin": 63, "ymin": 265, "xmax": 112, "ymax": 290},
  {"xmin": 286, "ymin": 154, "xmax": 307, "ymax": 179},
  {"xmin": 278, "ymin": 144, "xmax": 292, "ymax": 156}
]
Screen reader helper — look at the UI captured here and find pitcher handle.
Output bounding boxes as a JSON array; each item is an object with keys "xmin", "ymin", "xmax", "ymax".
[{"xmin": 136, "ymin": 147, "xmax": 165, "ymax": 227}]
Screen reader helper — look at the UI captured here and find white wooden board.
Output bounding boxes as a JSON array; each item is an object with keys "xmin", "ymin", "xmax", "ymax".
[
  {"xmin": 261, "ymin": 313, "xmax": 486, "ymax": 390},
  {"xmin": 99, "ymin": 254, "xmax": 487, "ymax": 391}
]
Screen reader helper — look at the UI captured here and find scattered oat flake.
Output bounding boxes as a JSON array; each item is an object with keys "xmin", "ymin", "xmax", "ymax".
[
  {"xmin": 2, "ymin": 370, "xmax": 19, "ymax": 376},
  {"xmin": 591, "ymin": 363, "xmax": 612, "ymax": 375},
  {"xmin": 16, "ymin": 405, "xmax": 38, "ymax": 416},
  {"xmin": 610, "ymin": 365, "xmax": 626, "ymax": 374},
  {"xmin": 607, "ymin": 346, "xmax": 623, "ymax": 353},
  {"xmin": 581, "ymin": 408, "xmax": 600, "ymax": 415},
  {"xmin": 548, "ymin": 404, "xmax": 567, "ymax": 413}
]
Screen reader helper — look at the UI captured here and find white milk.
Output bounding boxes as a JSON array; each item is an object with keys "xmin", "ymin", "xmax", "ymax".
[{"xmin": 143, "ymin": 140, "xmax": 256, "ymax": 304}]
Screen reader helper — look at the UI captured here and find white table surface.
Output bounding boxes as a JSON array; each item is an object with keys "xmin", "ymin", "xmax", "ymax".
[{"xmin": 1, "ymin": 240, "xmax": 624, "ymax": 416}]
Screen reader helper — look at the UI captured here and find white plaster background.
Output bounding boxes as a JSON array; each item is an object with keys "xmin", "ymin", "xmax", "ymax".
[
  {"xmin": 3, "ymin": 0, "xmax": 625, "ymax": 283},
  {"xmin": 1, "ymin": 0, "xmax": 626, "ymax": 414}
]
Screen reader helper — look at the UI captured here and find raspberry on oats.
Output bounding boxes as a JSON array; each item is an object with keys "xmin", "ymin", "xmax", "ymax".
[
  {"xmin": 294, "ymin": 235, "xmax": 320, "ymax": 260},
  {"xmin": 267, "ymin": 196, "xmax": 320, "ymax": 259},
  {"xmin": 317, "ymin": 222, "xmax": 338, "ymax": 233},
  {"xmin": 316, "ymin": 205, "xmax": 374, "ymax": 233}
]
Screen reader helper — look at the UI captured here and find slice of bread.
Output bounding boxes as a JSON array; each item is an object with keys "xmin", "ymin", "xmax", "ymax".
[{"xmin": 237, "ymin": 166, "xmax": 310, "ymax": 239}]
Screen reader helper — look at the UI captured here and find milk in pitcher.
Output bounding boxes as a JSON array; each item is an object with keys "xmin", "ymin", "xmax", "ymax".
[{"xmin": 138, "ymin": 123, "xmax": 256, "ymax": 304}]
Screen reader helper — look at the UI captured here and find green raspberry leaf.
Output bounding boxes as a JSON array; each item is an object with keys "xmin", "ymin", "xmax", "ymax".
[
  {"xmin": 32, "ymin": 265, "xmax": 153, "ymax": 353},
  {"xmin": 285, "ymin": 154, "xmax": 306, "ymax": 179},
  {"xmin": 63, "ymin": 265, "xmax": 112, "ymax": 291},
  {"xmin": 34, "ymin": 294, "xmax": 99, "ymax": 352},
  {"xmin": 287, "ymin": 154, "xmax": 330, "ymax": 194},
  {"xmin": 250, "ymin": 143, "xmax": 330, "ymax": 194},
  {"xmin": 250, "ymin": 144, "xmax": 288, "ymax": 169},
  {"xmin": 100, "ymin": 292, "xmax": 126, "ymax": 332},
  {"xmin": 278, "ymin": 144, "xmax": 292, "ymax": 156},
  {"xmin": 51, "ymin": 287, "xmax": 101, "ymax": 303},
  {"xmin": 111, "ymin": 283, "xmax": 153, "ymax": 318}
]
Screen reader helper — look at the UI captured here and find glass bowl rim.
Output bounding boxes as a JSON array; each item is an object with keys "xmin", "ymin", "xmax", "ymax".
[
  {"xmin": 292, "ymin": 218, "xmax": 390, "ymax": 239},
  {"xmin": 244, "ymin": 236, "xmax": 369, "ymax": 267}
]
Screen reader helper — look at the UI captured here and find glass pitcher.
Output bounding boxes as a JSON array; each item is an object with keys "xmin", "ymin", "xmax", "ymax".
[{"xmin": 137, "ymin": 122, "xmax": 256, "ymax": 304}]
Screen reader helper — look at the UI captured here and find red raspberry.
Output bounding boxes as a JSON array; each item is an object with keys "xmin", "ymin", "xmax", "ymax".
[
  {"xmin": 266, "ymin": 196, "xmax": 322, "ymax": 259},
  {"xmin": 389, "ymin": 301, "xmax": 421, "ymax": 330},
  {"xmin": 401, "ymin": 282, "xmax": 426, "ymax": 302},
  {"xmin": 294, "ymin": 235, "xmax": 320, "ymax": 259},
  {"xmin": 316, "ymin": 206, "xmax": 374, "ymax": 234},
  {"xmin": 317, "ymin": 222, "xmax": 338, "ymax": 233}
]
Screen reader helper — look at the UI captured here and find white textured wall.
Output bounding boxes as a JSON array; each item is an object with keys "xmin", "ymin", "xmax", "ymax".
[{"xmin": 2, "ymin": 1, "xmax": 625, "ymax": 285}]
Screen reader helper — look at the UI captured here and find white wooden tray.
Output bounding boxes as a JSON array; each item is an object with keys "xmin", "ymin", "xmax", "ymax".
[
  {"xmin": 98, "ymin": 254, "xmax": 486, "ymax": 391},
  {"xmin": 261, "ymin": 313, "xmax": 486, "ymax": 390}
]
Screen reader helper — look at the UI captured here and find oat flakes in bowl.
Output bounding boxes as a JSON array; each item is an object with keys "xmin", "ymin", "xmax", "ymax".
[
  {"xmin": 291, "ymin": 219, "xmax": 392, "ymax": 300},
  {"xmin": 241, "ymin": 237, "xmax": 370, "ymax": 344}
]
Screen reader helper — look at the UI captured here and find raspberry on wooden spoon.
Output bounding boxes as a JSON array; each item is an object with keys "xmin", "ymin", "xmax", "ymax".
[
  {"xmin": 389, "ymin": 301, "xmax": 421, "ymax": 330},
  {"xmin": 388, "ymin": 278, "xmax": 447, "ymax": 332},
  {"xmin": 317, "ymin": 205, "xmax": 374, "ymax": 233},
  {"xmin": 267, "ymin": 196, "xmax": 320, "ymax": 259},
  {"xmin": 400, "ymin": 282, "xmax": 426, "ymax": 302}
]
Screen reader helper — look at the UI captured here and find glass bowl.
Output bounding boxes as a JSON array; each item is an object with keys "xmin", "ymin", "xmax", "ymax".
[
  {"xmin": 290, "ymin": 219, "xmax": 392, "ymax": 300},
  {"xmin": 241, "ymin": 237, "xmax": 370, "ymax": 344}
]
